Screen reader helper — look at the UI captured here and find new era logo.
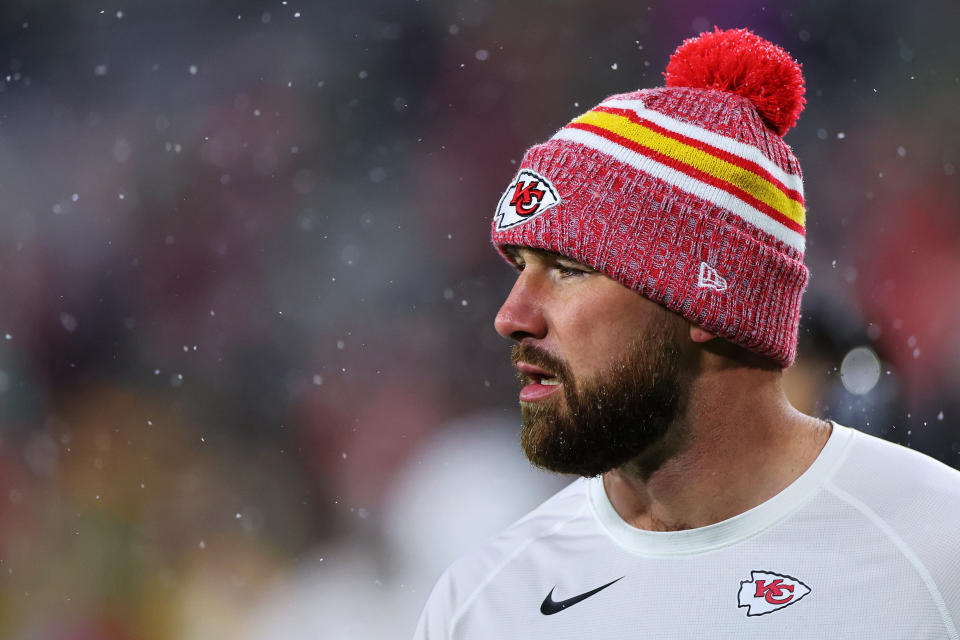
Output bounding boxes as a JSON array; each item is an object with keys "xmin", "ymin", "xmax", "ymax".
[
  {"xmin": 697, "ymin": 262, "xmax": 728, "ymax": 292},
  {"xmin": 494, "ymin": 169, "xmax": 560, "ymax": 231},
  {"xmin": 737, "ymin": 571, "xmax": 811, "ymax": 617}
]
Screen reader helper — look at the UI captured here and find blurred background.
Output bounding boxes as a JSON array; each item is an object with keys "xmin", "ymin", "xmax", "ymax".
[{"xmin": 0, "ymin": 0, "xmax": 957, "ymax": 637}]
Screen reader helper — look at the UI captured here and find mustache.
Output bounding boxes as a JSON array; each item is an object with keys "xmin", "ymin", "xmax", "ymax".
[{"xmin": 511, "ymin": 343, "xmax": 573, "ymax": 385}]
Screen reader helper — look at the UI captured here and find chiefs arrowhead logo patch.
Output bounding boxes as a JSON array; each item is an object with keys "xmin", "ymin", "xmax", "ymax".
[
  {"xmin": 737, "ymin": 570, "xmax": 811, "ymax": 617},
  {"xmin": 494, "ymin": 169, "xmax": 560, "ymax": 231}
]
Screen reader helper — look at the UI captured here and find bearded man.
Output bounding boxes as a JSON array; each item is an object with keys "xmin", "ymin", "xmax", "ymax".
[{"xmin": 414, "ymin": 29, "xmax": 960, "ymax": 639}]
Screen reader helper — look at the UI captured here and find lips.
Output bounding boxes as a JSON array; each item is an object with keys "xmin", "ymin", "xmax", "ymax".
[{"xmin": 516, "ymin": 361, "xmax": 563, "ymax": 402}]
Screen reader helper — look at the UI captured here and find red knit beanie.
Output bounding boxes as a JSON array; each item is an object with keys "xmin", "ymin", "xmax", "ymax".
[{"xmin": 491, "ymin": 28, "xmax": 808, "ymax": 367}]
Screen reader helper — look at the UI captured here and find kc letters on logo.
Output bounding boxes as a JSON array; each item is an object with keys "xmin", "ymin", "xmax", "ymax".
[
  {"xmin": 737, "ymin": 571, "xmax": 811, "ymax": 616},
  {"xmin": 494, "ymin": 169, "xmax": 560, "ymax": 230}
]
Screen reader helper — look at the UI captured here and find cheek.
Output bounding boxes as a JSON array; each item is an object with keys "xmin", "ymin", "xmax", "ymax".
[{"xmin": 555, "ymin": 302, "xmax": 633, "ymax": 377}]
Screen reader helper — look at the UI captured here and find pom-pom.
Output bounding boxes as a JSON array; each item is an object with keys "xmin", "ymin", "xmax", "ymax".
[{"xmin": 664, "ymin": 27, "xmax": 806, "ymax": 136}]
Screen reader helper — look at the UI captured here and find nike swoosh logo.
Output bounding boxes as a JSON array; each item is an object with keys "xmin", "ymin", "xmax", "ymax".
[{"xmin": 540, "ymin": 576, "xmax": 624, "ymax": 615}]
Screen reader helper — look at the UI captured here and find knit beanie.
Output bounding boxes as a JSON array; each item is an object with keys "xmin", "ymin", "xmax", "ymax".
[{"xmin": 491, "ymin": 28, "xmax": 808, "ymax": 367}]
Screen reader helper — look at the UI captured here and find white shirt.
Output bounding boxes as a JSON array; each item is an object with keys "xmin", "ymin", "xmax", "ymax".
[{"xmin": 414, "ymin": 424, "xmax": 960, "ymax": 639}]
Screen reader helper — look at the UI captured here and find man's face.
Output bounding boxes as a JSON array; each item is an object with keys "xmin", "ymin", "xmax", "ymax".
[{"xmin": 494, "ymin": 247, "xmax": 691, "ymax": 476}]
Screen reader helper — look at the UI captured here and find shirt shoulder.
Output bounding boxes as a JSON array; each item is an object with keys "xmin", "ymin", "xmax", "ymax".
[
  {"xmin": 826, "ymin": 425, "xmax": 960, "ymax": 633},
  {"xmin": 412, "ymin": 478, "xmax": 590, "ymax": 639},
  {"xmin": 828, "ymin": 425, "xmax": 960, "ymax": 509}
]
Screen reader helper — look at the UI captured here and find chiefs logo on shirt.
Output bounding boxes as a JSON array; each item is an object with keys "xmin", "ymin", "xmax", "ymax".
[
  {"xmin": 494, "ymin": 169, "xmax": 560, "ymax": 231},
  {"xmin": 737, "ymin": 571, "xmax": 811, "ymax": 616}
]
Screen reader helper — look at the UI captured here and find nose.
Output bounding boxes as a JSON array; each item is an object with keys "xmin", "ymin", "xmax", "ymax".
[{"xmin": 494, "ymin": 271, "xmax": 548, "ymax": 341}]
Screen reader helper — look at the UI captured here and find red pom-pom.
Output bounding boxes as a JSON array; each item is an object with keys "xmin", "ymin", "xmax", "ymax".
[{"xmin": 664, "ymin": 27, "xmax": 806, "ymax": 136}]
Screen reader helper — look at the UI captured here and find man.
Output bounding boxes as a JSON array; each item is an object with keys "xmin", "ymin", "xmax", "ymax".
[{"xmin": 414, "ymin": 28, "xmax": 960, "ymax": 638}]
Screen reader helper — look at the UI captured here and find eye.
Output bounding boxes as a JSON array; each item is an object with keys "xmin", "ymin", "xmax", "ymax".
[{"xmin": 557, "ymin": 263, "xmax": 588, "ymax": 278}]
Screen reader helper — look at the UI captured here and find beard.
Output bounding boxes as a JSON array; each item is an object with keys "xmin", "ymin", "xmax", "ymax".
[{"xmin": 512, "ymin": 316, "xmax": 688, "ymax": 477}]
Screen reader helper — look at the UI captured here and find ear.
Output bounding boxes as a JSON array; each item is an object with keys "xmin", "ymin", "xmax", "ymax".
[{"xmin": 689, "ymin": 324, "xmax": 716, "ymax": 343}]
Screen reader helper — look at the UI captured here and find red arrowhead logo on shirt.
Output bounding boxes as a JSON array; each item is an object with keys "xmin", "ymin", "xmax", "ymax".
[{"xmin": 737, "ymin": 571, "xmax": 811, "ymax": 616}]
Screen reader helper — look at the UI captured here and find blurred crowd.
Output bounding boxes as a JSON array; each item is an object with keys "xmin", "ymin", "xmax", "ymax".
[{"xmin": 0, "ymin": 0, "xmax": 957, "ymax": 637}]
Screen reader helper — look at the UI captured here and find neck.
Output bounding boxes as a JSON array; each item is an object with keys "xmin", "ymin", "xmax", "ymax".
[{"xmin": 602, "ymin": 366, "xmax": 832, "ymax": 531}]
